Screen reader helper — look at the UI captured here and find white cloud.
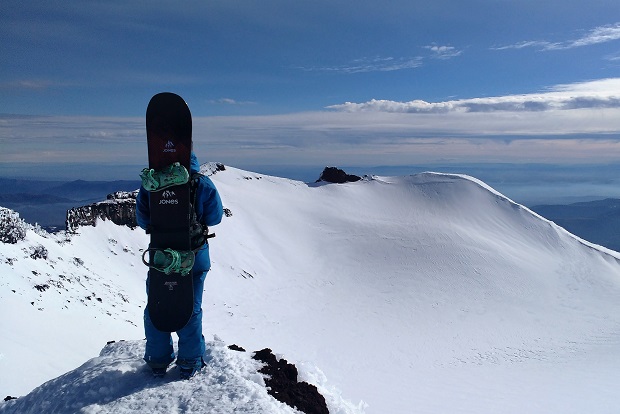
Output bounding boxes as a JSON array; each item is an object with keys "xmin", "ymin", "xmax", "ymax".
[
  {"xmin": 562, "ymin": 22, "xmax": 620, "ymax": 49},
  {"xmin": 300, "ymin": 46, "xmax": 462, "ymax": 74},
  {"xmin": 605, "ymin": 52, "xmax": 620, "ymax": 62},
  {"xmin": 210, "ymin": 98, "xmax": 256, "ymax": 105},
  {"xmin": 491, "ymin": 40, "xmax": 556, "ymax": 51},
  {"xmin": 424, "ymin": 45, "xmax": 462, "ymax": 59},
  {"xmin": 494, "ymin": 22, "xmax": 620, "ymax": 51},
  {"xmin": 0, "ymin": 79, "xmax": 71, "ymax": 91},
  {"xmin": 300, "ymin": 56, "xmax": 423, "ymax": 73},
  {"xmin": 327, "ymin": 78, "xmax": 620, "ymax": 113}
]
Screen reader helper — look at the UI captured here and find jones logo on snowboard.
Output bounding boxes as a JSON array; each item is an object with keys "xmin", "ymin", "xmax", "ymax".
[
  {"xmin": 160, "ymin": 190, "xmax": 179, "ymax": 205},
  {"xmin": 164, "ymin": 140, "xmax": 177, "ymax": 153}
]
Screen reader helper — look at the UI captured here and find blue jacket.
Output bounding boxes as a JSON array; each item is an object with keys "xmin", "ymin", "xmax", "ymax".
[{"xmin": 136, "ymin": 153, "xmax": 223, "ymax": 273}]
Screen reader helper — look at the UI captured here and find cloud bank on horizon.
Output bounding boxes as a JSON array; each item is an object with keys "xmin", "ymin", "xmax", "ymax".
[{"xmin": 3, "ymin": 78, "xmax": 620, "ymax": 180}]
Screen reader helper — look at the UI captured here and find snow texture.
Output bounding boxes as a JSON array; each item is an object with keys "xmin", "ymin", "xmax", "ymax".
[
  {"xmin": 0, "ymin": 338, "xmax": 356, "ymax": 413},
  {"xmin": 2, "ymin": 164, "xmax": 620, "ymax": 413}
]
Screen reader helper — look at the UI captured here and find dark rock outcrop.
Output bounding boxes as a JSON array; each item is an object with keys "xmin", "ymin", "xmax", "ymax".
[
  {"xmin": 0, "ymin": 207, "xmax": 27, "ymax": 244},
  {"xmin": 253, "ymin": 348, "xmax": 329, "ymax": 414},
  {"xmin": 201, "ymin": 162, "xmax": 226, "ymax": 176},
  {"xmin": 66, "ymin": 191, "xmax": 138, "ymax": 232},
  {"xmin": 228, "ymin": 345, "xmax": 329, "ymax": 413},
  {"xmin": 316, "ymin": 167, "xmax": 361, "ymax": 184}
]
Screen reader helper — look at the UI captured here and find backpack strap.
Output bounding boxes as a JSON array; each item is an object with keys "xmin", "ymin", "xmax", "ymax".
[{"xmin": 189, "ymin": 173, "xmax": 215, "ymax": 250}]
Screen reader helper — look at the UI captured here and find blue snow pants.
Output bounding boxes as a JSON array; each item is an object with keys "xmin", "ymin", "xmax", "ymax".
[{"xmin": 143, "ymin": 270, "xmax": 207, "ymax": 370}]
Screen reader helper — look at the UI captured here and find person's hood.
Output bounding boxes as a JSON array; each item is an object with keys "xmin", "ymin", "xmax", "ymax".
[{"xmin": 190, "ymin": 152, "xmax": 200, "ymax": 175}]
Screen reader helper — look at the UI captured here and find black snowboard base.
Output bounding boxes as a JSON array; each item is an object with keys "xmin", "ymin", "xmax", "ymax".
[{"xmin": 145, "ymin": 92, "xmax": 194, "ymax": 332}]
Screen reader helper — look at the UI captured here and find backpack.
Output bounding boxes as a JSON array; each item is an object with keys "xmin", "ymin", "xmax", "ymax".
[{"xmin": 189, "ymin": 172, "xmax": 215, "ymax": 250}]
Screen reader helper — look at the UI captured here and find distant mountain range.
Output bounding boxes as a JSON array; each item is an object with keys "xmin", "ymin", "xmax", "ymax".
[
  {"xmin": 0, "ymin": 178, "xmax": 141, "ymax": 230},
  {"xmin": 2, "ymin": 174, "xmax": 620, "ymax": 253},
  {"xmin": 532, "ymin": 198, "xmax": 620, "ymax": 252}
]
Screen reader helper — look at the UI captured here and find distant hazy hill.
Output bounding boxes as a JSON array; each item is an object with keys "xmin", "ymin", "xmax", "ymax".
[
  {"xmin": 0, "ymin": 178, "xmax": 65, "ymax": 194},
  {"xmin": 532, "ymin": 198, "xmax": 620, "ymax": 252},
  {"xmin": 42, "ymin": 179, "xmax": 141, "ymax": 201},
  {"xmin": 0, "ymin": 178, "xmax": 140, "ymax": 229},
  {"xmin": 0, "ymin": 193, "xmax": 73, "ymax": 204}
]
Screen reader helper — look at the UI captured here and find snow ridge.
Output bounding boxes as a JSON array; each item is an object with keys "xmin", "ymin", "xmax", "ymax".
[{"xmin": 0, "ymin": 338, "xmax": 362, "ymax": 414}]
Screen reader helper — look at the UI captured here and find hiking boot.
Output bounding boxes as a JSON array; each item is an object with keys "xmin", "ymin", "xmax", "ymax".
[
  {"xmin": 152, "ymin": 367, "xmax": 167, "ymax": 378},
  {"xmin": 140, "ymin": 162, "xmax": 189, "ymax": 192},
  {"xmin": 178, "ymin": 358, "xmax": 206, "ymax": 380},
  {"xmin": 179, "ymin": 367, "xmax": 200, "ymax": 380}
]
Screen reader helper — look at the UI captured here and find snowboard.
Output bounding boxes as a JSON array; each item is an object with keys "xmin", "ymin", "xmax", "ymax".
[{"xmin": 145, "ymin": 92, "xmax": 194, "ymax": 333}]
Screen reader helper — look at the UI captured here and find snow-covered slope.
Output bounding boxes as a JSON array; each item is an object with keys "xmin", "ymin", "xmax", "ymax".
[
  {"xmin": 1, "ymin": 338, "xmax": 360, "ymax": 414},
  {"xmin": 206, "ymin": 166, "xmax": 620, "ymax": 413},
  {"xmin": 0, "ymin": 218, "xmax": 146, "ymax": 398},
  {"xmin": 2, "ymin": 165, "xmax": 620, "ymax": 413}
]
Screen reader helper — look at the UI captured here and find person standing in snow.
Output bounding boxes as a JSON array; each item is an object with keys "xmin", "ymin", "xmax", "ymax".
[{"xmin": 136, "ymin": 152, "xmax": 223, "ymax": 379}]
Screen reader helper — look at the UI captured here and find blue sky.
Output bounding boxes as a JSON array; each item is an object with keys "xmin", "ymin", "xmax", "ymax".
[
  {"xmin": 3, "ymin": 1, "xmax": 620, "ymax": 116},
  {"xmin": 2, "ymin": 0, "xmax": 620, "ymax": 202}
]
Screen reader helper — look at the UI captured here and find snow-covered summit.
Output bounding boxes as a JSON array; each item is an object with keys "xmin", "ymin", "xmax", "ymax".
[
  {"xmin": 0, "ymin": 338, "xmax": 361, "ymax": 414},
  {"xmin": 2, "ymin": 164, "xmax": 620, "ymax": 413}
]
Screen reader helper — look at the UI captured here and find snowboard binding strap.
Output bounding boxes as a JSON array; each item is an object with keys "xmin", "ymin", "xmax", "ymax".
[
  {"xmin": 140, "ymin": 162, "xmax": 190, "ymax": 192},
  {"xmin": 142, "ymin": 248, "xmax": 195, "ymax": 276}
]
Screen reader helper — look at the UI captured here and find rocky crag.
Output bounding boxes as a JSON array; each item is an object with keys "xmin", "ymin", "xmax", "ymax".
[{"xmin": 66, "ymin": 191, "xmax": 138, "ymax": 232}]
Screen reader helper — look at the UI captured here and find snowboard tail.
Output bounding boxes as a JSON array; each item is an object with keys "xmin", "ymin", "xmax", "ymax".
[{"xmin": 145, "ymin": 92, "xmax": 194, "ymax": 333}]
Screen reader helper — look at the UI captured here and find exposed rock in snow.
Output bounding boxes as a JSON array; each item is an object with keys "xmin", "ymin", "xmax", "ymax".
[
  {"xmin": 0, "ymin": 207, "xmax": 47, "ymax": 244},
  {"xmin": 252, "ymin": 347, "xmax": 329, "ymax": 414},
  {"xmin": 65, "ymin": 191, "xmax": 138, "ymax": 232},
  {"xmin": 316, "ymin": 167, "xmax": 361, "ymax": 184}
]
